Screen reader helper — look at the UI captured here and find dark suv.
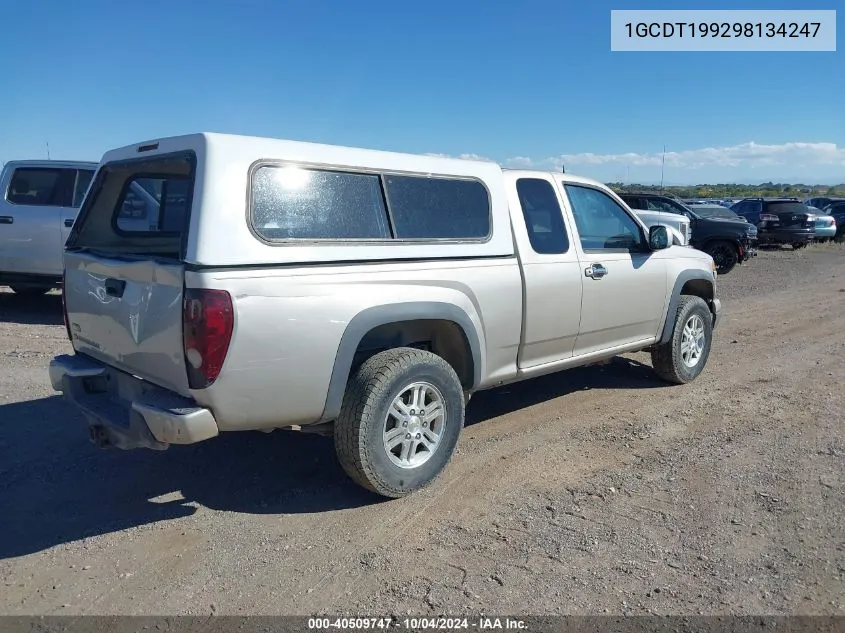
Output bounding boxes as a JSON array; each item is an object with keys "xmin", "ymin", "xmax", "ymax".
[
  {"xmin": 730, "ymin": 198, "xmax": 815, "ymax": 249},
  {"xmin": 620, "ymin": 193, "xmax": 757, "ymax": 274}
]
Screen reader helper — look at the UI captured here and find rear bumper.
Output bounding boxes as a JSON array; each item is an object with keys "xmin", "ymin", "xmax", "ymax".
[
  {"xmin": 813, "ymin": 226, "xmax": 837, "ymax": 238},
  {"xmin": 49, "ymin": 354, "xmax": 219, "ymax": 450},
  {"xmin": 758, "ymin": 229, "xmax": 814, "ymax": 244}
]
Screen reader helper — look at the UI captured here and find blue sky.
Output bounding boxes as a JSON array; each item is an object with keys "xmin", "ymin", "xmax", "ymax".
[{"xmin": 1, "ymin": 0, "xmax": 842, "ymax": 184}]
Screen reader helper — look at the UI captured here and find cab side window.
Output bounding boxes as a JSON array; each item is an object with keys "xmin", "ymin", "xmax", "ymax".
[
  {"xmin": 735, "ymin": 200, "xmax": 762, "ymax": 220},
  {"xmin": 6, "ymin": 167, "xmax": 76, "ymax": 207},
  {"xmin": 564, "ymin": 184, "xmax": 645, "ymax": 252},
  {"xmin": 516, "ymin": 178, "xmax": 569, "ymax": 254}
]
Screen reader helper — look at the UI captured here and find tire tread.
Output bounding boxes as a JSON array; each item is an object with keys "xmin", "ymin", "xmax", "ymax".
[
  {"xmin": 651, "ymin": 295, "xmax": 711, "ymax": 384},
  {"xmin": 334, "ymin": 347, "xmax": 463, "ymax": 498}
]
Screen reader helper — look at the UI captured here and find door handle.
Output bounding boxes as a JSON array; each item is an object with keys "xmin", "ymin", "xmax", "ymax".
[
  {"xmin": 585, "ymin": 263, "xmax": 608, "ymax": 279},
  {"xmin": 0, "ymin": 216, "xmax": 13, "ymax": 224},
  {"xmin": 64, "ymin": 219, "xmax": 74, "ymax": 228},
  {"xmin": 104, "ymin": 278, "xmax": 126, "ymax": 298}
]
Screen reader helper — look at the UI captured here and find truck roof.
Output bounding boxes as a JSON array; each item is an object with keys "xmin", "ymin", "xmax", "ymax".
[
  {"xmin": 502, "ymin": 168, "xmax": 609, "ymax": 189},
  {"xmin": 101, "ymin": 133, "xmax": 609, "ymax": 190},
  {"xmin": 101, "ymin": 132, "xmax": 501, "ymax": 176},
  {"xmin": 2, "ymin": 159, "xmax": 99, "ymax": 170}
]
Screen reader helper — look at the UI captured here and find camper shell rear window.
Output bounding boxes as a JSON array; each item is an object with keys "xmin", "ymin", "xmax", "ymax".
[
  {"xmin": 248, "ymin": 163, "xmax": 492, "ymax": 243},
  {"xmin": 66, "ymin": 152, "xmax": 196, "ymax": 259}
]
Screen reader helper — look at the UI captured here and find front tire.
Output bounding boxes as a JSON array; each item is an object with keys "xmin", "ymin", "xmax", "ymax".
[
  {"xmin": 703, "ymin": 241, "xmax": 738, "ymax": 275},
  {"xmin": 651, "ymin": 295, "xmax": 713, "ymax": 384},
  {"xmin": 334, "ymin": 347, "xmax": 465, "ymax": 498}
]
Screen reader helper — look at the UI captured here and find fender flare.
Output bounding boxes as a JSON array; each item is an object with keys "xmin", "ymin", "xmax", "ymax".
[
  {"xmin": 658, "ymin": 270, "xmax": 716, "ymax": 345},
  {"xmin": 318, "ymin": 302, "xmax": 483, "ymax": 423}
]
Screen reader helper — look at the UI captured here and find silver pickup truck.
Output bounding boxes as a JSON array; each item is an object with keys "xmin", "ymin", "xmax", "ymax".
[
  {"xmin": 49, "ymin": 133, "xmax": 722, "ymax": 498},
  {"xmin": 0, "ymin": 160, "xmax": 97, "ymax": 294}
]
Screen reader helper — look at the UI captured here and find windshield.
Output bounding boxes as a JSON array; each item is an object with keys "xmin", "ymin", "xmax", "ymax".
[{"xmin": 644, "ymin": 197, "xmax": 699, "ymax": 219}]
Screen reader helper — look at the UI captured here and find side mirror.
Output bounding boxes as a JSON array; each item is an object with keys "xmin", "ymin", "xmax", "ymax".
[{"xmin": 649, "ymin": 225, "xmax": 670, "ymax": 250}]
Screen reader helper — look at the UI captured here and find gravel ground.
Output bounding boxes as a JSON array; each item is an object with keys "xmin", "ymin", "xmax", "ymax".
[{"xmin": 0, "ymin": 243, "xmax": 843, "ymax": 616}]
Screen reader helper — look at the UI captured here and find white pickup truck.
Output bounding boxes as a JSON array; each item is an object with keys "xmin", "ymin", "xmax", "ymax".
[
  {"xmin": 0, "ymin": 160, "xmax": 97, "ymax": 294},
  {"xmin": 633, "ymin": 208, "xmax": 690, "ymax": 246},
  {"xmin": 50, "ymin": 133, "xmax": 722, "ymax": 498}
]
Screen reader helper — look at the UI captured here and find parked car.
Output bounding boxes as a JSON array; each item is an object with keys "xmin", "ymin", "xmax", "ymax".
[
  {"xmin": 806, "ymin": 196, "xmax": 842, "ymax": 210},
  {"xmin": 730, "ymin": 198, "xmax": 816, "ymax": 249},
  {"xmin": 806, "ymin": 206, "xmax": 837, "ymax": 242},
  {"xmin": 0, "ymin": 160, "xmax": 97, "ymax": 294},
  {"xmin": 630, "ymin": 207, "xmax": 691, "ymax": 245},
  {"xmin": 620, "ymin": 193, "xmax": 757, "ymax": 275},
  {"xmin": 821, "ymin": 200, "xmax": 845, "ymax": 242},
  {"xmin": 49, "ymin": 132, "xmax": 722, "ymax": 498}
]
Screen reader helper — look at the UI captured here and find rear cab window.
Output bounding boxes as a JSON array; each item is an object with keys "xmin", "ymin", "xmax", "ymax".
[
  {"xmin": 249, "ymin": 164, "xmax": 491, "ymax": 242},
  {"xmin": 515, "ymin": 178, "xmax": 569, "ymax": 254},
  {"xmin": 66, "ymin": 153, "xmax": 195, "ymax": 259}
]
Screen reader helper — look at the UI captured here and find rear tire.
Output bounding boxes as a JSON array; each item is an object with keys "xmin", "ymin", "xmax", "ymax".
[
  {"xmin": 703, "ymin": 241, "xmax": 738, "ymax": 275},
  {"xmin": 651, "ymin": 295, "xmax": 713, "ymax": 385},
  {"xmin": 8, "ymin": 284, "xmax": 51, "ymax": 296},
  {"xmin": 334, "ymin": 347, "xmax": 465, "ymax": 498}
]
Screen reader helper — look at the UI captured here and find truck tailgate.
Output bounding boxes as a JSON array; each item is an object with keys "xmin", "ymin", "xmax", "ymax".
[{"xmin": 64, "ymin": 251, "xmax": 190, "ymax": 396}]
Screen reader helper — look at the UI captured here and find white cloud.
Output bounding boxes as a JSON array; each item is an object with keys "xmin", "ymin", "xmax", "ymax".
[
  {"xmin": 506, "ymin": 141, "xmax": 845, "ymax": 172},
  {"xmin": 424, "ymin": 152, "xmax": 494, "ymax": 162},
  {"xmin": 424, "ymin": 142, "xmax": 845, "ymax": 183}
]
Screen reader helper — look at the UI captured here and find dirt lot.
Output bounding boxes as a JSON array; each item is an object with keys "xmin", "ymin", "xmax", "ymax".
[{"xmin": 0, "ymin": 245, "xmax": 843, "ymax": 617}]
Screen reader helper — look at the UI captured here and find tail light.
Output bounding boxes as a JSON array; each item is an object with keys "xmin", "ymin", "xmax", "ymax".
[
  {"xmin": 760, "ymin": 214, "xmax": 779, "ymax": 222},
  {"xmin": 61, "ymin": 270, "xmax": 72, "ymax": 341},
  {"xmin": 183, "ymin": 289, "xmax": 234, "ymax": 389}
]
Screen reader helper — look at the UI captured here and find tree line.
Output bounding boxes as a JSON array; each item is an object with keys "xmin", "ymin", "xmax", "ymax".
[{"xmin": 607, "ymin": 182, "xmax": 845, "ymax": 199}]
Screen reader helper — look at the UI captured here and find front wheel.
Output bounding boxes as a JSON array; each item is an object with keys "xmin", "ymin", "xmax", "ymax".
[
  {"xmin": 651, "ymin": 295, "xmax": 713, "ymax": 384},
  {"xmin": 334, "ymin": 347, "xmax": 465, "ymax": 498},
  {"xmin": 703, "ymin": 241, "xmax": 738, "ymax": 275}
]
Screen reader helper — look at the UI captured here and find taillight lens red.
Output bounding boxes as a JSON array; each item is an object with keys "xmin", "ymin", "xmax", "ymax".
[
  {"xmin": 61, "ymin": 270, "xmax": 72, "ymax": 341},
  {"xmin": 182, "ymin": 289, "xmax": 234, "ymax": 389}
]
